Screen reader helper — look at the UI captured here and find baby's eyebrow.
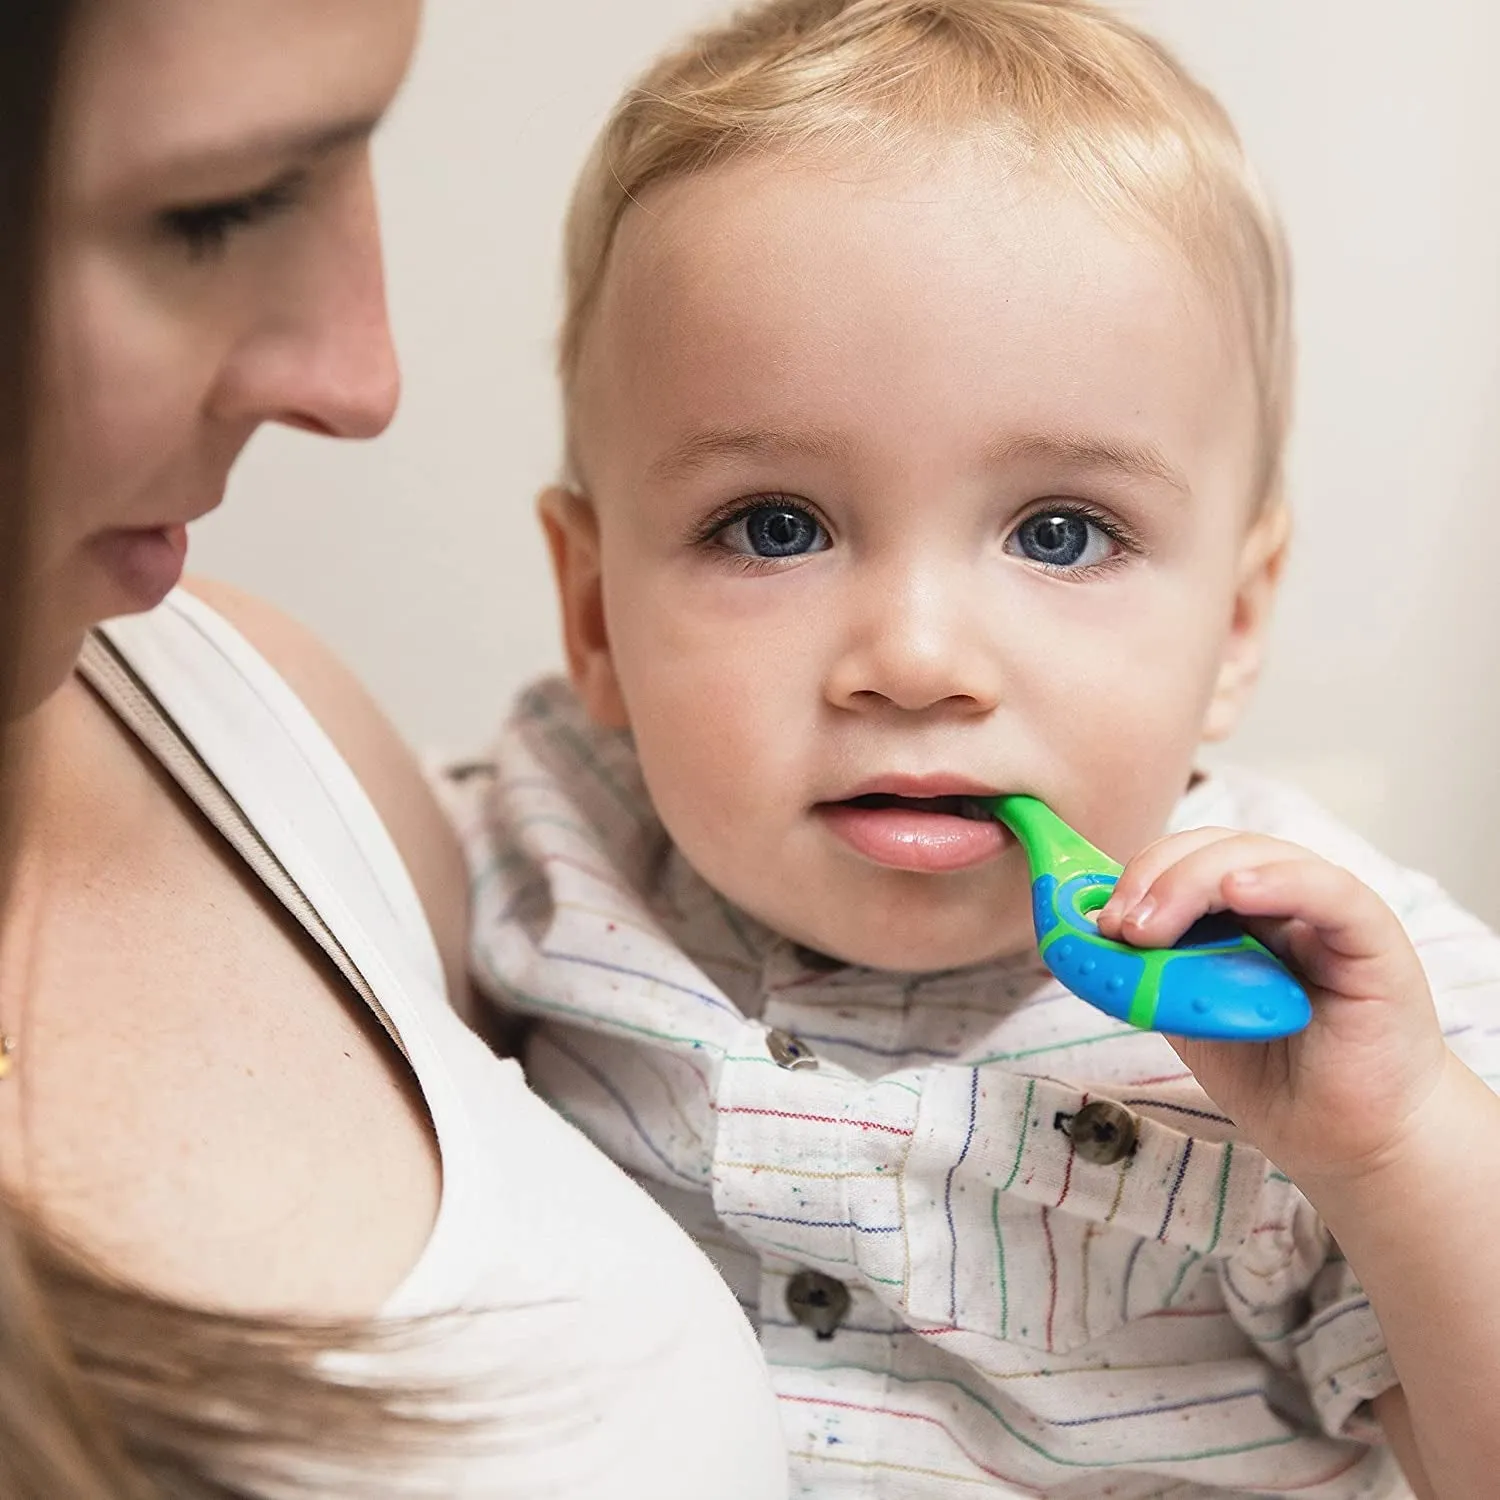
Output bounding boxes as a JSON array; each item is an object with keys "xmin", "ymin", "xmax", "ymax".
[
  {"xmin": 990, "ymin": 432, "xmax": 1191, "ymax": 497},
  {"xmin": 646, "ymin": 424, "xmax": 854, "ymax": 483},
  {"xmin": 645, "ymin": 422, "xmax": 1191, "ymax": 497}
]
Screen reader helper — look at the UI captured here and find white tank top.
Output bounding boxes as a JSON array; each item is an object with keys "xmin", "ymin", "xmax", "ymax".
[{"xmin": 94, "ymin": 591, "xmax": 788, "ymax": 1500}]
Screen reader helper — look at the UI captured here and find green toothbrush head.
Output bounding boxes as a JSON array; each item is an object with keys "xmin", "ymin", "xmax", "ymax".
[{"xmin": 988, "ymin": 794, "xmax": 1121, "ymax": 884}]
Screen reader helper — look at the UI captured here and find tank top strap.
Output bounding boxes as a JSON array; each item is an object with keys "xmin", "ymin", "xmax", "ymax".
[{"xmin": 94, "ymin": 589, "xmax": 448, "ymax": 1023}]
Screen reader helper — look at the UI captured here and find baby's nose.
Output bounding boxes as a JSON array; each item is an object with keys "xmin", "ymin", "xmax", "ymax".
[{"xmin": 824, "ymin": 568, "xmax": 1002, "ymax": 714}]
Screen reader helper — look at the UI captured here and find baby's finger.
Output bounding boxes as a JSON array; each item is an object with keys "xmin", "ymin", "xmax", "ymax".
[
  {"xmin": 1217, "ymin": 858, "xmax": 1418, "ymax": 977},
  {"xmin": 1107, "ymin": 835, "xmax": 1317, "ymax": 950},
  {"xmin": 1095, "ymin": 827, "xmax": 1244, "ymax": 935},
  {"xmin": 1249, "ymin": 913, "xmax": 1315, "ymax": 973}
]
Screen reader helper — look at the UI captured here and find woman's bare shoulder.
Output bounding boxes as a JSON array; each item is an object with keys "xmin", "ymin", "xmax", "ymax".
[{"xmin": 180, "ymin": 577, "xmax": 470, "ymax": 1005}]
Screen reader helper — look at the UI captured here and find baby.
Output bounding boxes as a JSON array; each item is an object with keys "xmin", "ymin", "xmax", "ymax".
[{"xmin": 445, "ymin": 2, "xmax": 1500, "ymax": 1495}]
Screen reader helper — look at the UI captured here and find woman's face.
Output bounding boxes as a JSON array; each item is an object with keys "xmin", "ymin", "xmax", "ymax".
[{"xmin": 25, "ymin": 0, "xmax": 422, "ymax": 701}]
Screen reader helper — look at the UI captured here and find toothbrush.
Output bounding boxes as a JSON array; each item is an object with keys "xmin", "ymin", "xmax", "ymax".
[{"xmin": 988, "ymin": 795, "xmax": 1312, "ymax": 1041}]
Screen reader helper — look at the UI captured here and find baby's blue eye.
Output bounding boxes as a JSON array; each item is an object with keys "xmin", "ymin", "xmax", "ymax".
[
  {"xmin": 1009, "ymin": 510, "xmax": 1118, "ymax": 570},
  {"xmin": 717, "ymin": 503, "xmax": 830, "ymax": 559}
]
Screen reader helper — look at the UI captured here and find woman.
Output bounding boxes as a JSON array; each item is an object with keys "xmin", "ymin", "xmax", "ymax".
[{"xmin": 0, "ymin": 2, "xmax": 787, "ymax": 1495}]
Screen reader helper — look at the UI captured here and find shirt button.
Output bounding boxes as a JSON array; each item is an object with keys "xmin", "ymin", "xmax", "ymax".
[
  {"xmin": 785, "ymin": 1270, "xmax": 851, "ymax": 1340},
  {"xmin": 766, "ymin": 1028, "xmax": 818, "ymax": 1071},
  {"xmin": 1067, "ymin": 1099, "xmax": 1139, "ymax": 1165}
]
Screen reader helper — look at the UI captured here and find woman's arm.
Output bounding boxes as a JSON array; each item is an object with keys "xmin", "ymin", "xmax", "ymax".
[{"xmin": 181, "ymin": 578, "xmax": 472, "ymax": 1011}]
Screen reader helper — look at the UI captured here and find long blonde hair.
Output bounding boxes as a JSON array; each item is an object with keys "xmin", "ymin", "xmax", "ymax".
[{"xmin": 560, "ymin": 0, "xmax": 1293, "ymax": 508}]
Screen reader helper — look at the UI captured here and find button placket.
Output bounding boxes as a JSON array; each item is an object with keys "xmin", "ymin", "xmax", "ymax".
[{"xmin": 712, "ymin": 1021, "xmax": 915, "ymax": 1290}]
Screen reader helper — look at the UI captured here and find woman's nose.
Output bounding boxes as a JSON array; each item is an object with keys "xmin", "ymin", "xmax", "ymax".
[
  {"xmin": 211, "ymin": 159, "xmax": 401, "ymax": 440},
  {"xmin": 823, "ymin": 560, "xmax": 1004, "ymax": 716}
]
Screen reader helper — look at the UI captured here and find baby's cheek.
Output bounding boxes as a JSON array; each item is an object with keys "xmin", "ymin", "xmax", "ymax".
[
  {"xmin": 629, "ymin": 678, "xmax": 776, "ymax": 840},
  {"xmin": 1051, "ymin": 675, "xmax": 1212, "ymax": 856}
]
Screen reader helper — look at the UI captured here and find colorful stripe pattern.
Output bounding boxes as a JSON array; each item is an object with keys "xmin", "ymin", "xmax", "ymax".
[{"xmin": 443, "ymin": 679, "xmax": 1498, "ymax": 1499}]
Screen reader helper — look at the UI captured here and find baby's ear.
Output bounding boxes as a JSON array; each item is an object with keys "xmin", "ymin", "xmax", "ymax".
[
  {"xmin": 1203, "ymin": 502, "xmax": 1291, "ymax": 742},
  {"xmin": 537, "ymin": 485, "xmax": 630, "ymax": 728}
]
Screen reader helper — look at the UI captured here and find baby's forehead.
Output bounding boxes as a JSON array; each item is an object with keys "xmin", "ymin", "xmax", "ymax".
[
  {"xmin": 576, "ymin": 151, "xmax": 1260, "ymax": 502},
  {"xmin": 601, "ymin": 149, "xmax": 1238, "ymax": 357}
]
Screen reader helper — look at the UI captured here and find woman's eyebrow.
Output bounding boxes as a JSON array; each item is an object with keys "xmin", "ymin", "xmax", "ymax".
[{"xmin": 130, "ymin": 113, "xmax": 384, "ymax": 189}]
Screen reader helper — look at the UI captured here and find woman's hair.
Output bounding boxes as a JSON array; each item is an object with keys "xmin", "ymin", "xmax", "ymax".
[
  {"xmin": 0, "ymin": 7, "xmax": 448, "ymax": 1497},
  {"xmin": 0, "ymin": 5, "xmax": 64, "ymax": 715},
  {"xmin": 560, "ymin": 0, "xmax": 1293, "ymax": 509}
]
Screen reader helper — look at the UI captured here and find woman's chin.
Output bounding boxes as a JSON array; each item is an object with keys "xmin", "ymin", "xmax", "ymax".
[{"xmin": 8, "ymin": 540, "xmax": 187, "ymax": 718}]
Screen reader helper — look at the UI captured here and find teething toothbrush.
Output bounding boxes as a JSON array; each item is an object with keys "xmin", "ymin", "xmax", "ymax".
[{"xmin": 987, "ymin": 795, "xmax": 1311, "ymax": 1041}]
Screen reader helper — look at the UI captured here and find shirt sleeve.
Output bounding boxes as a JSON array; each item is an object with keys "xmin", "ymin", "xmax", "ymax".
[{"xmin": 1291, "ymin": 1253, "xmax": 1394, "ymax": 1443}]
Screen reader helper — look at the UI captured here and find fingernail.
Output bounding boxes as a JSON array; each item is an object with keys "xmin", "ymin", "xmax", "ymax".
[
  {"xmin": 1229, "ymin": 870, "xmax": 1260, "ymax": 889},
  {"xmin": 1126, "ymin": 898, "xmax": 1156, "ymax": 929}
]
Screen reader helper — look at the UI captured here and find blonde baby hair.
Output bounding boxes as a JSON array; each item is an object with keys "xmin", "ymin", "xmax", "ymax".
[{"xmin": 560, "ymin": 0, "xmax": 1293, "ymax": 510}]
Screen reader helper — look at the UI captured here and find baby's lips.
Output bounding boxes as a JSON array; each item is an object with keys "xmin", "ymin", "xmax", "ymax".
[{"xmin": 817, "ymin": 798, "xmax": 1008, "ymax": 874}]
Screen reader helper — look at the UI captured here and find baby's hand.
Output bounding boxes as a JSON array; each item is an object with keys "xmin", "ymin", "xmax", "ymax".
[{"xmin": 1095, "ymin": 830, "xmax": 1448, "ymax": 1190}]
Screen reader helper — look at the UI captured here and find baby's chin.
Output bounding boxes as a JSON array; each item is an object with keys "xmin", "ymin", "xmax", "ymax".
[
  {"xmin": 673, "ymin": 837, "xmax": 1042, "ymax": 975},
  {"xmin": 770, "ymin": 908, "xmax": 1038, "ymax": 976}
]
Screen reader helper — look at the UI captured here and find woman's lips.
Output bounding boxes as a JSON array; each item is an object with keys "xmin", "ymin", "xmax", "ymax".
[
  {"xmin": 91, "ymin": 523, "xmax": 189, "ymax": 610},
  {"xmin": 818, "ymin": 795, "xmax": 1009, "ymax": 873}
]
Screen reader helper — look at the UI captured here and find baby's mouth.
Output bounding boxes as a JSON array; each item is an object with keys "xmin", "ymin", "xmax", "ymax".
[
  {"xmin": 838, "ymin": 792, "xmax": 997, "ymax": 821},
  {"xmin": 817, "ymin": 793, "xmax": 1008, "ymax": 873}
]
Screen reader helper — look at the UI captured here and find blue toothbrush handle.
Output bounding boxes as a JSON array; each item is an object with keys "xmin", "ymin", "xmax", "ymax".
[{"xmin": 1032, "ymin": 871, "xmax": 1312, "ymax": 1041}]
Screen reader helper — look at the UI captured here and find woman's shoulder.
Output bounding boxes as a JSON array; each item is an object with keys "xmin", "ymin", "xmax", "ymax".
[{"xmin": 178, "ymin": 577, "xmax": 470, "ymax": 1006}]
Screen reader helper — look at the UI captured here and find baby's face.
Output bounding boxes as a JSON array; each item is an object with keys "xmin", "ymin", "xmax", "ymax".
[{"xmin": 555, "ymin": 147, "xmax": 1283, "ymax": 971}]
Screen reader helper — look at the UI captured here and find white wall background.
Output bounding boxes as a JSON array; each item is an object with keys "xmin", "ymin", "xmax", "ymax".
[{"xmin": 194, "ymin": 0, "xmax": 1500, "ymax": 924}]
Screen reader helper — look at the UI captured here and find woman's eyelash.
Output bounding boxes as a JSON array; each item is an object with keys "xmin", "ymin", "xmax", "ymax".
[{"xmin": 158, "ymin": 172, "xmax": 307, "ymax": 259}]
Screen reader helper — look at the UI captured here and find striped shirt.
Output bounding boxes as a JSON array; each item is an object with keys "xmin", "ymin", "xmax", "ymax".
[{"xmin": 443, "ymin": 678, "xmax": 1500, "ymax": 1499}]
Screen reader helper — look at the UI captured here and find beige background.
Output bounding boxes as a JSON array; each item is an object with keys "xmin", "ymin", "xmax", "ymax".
[{"xmin": 194, "ymin": 0, "xmax": 1500, "ymax": 922}]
